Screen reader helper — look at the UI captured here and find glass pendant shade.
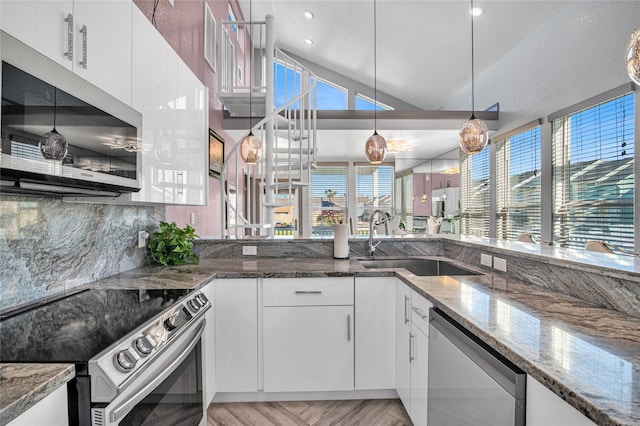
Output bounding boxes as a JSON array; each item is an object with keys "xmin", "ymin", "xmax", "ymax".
[
  {"xmin": 240, "ymin": 131, "xmax": 263, "ymax": 164},
  {"xmin": 39, "ymin": 128, "xmax": 68, "ymax": 161},
  {"xmin": 364, "ymin": 131, "xmax": 387, "ymax": 164},
  {"xmin": 627, "ymin": 25, "xmax": 640, "ymax": 84},
  {"xmin": 459, "ymin": 117, "xmax": 488, "ymax": 154}
]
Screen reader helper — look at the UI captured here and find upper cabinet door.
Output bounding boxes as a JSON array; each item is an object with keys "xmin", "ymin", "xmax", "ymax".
[
  {"xmin": 176, "ymin": 57, "xmax": 207, "ymax": 205},
  {"xmin": 72, "ymin": 0, "xmax": 132, "ymax": 105},
  {"xmin": 1, "ymin": 1, "xmax": 75, "ymax": 71},
  {"xmin": 1, "ymin": 0, "xmax": 132, "ymax": 105},
  {"xmin": 131, "ymin": 5, "xmax": 171, "ymax": 204}
]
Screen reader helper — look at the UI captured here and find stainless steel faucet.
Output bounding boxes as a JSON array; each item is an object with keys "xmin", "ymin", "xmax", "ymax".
[{"xmin": 368, "ymin": 209, "xmax": 389, "ymax": 257}]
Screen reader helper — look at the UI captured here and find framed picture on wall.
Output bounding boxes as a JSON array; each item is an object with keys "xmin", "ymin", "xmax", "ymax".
[{"xmin": 209, "ymin": 129, "xmax": 224, "ymax": 178}]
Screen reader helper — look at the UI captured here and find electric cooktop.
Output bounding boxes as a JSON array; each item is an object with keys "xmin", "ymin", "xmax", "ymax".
[{"xmin": 0, "ymin": 288, "xmax": 192, "ymax": 364}]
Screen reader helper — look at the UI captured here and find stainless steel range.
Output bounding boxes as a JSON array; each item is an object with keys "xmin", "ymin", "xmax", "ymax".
[{"xmin": 0, "ymin": 288, "xmax": 210, "ymax": 426}]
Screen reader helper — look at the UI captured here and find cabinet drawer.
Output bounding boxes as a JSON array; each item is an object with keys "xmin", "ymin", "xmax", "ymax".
[
  {"xmin": 411, "ymin": 289, "xmax": 432, "ymax": 335},
  {"xmin": 263, "ymin": 277, "xmax": 354, "ymax": 306}
]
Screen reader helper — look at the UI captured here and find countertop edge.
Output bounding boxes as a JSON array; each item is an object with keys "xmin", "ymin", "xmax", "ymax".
[{"xmin": 0, "ymin": 363, "xmax": 75, "ymax": 425}]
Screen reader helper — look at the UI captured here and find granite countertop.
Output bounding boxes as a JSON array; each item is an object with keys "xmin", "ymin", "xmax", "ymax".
[
  {"xmin": 4, "ymin": 255, "xmax": 640, "ymax": 425},
  {"xmin": 0, "ymin": 363, "xmax": 75, "ymax": 425}
]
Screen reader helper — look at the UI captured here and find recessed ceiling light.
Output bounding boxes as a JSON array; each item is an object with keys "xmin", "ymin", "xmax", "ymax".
[
  {"xmin": 305, "ymin": 38, "xmax": 314, "ymax": 45},
  {"xmin": 471, "ymin": 7, "xmax": 483, "ymax": 17},
  {"xmin": 304, "ymin": 10, "xmax": 314, "ymax": 19}
]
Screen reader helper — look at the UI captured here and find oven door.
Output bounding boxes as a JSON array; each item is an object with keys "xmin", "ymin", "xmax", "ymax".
[{"xmin": 92, "ymin": 319, "xmax": 205, "ymax": 426}]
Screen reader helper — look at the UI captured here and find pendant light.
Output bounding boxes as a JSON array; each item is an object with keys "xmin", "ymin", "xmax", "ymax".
[
  {"xmin": 459, "ymin": 0, "xmax": 488, "ymax": 155},
  {"xmin": 240, "ymin": 0, "xmax": 263, "ymax": 164},
  {"xmin": 39, "ymin": 85, "xmax": 68, "ymax": 161},
  {"xmin": 626, "ymin": 25, "xmax": 640, "ymax": 85},
  {"xmin": 364, "ymin": 0, "xmax": 387, "ymax": 164}
]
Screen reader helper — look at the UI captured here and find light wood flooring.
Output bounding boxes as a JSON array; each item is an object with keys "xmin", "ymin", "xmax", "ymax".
[{"xmin": 208, "ymin": 399, "xmax": 412, "ymax": 426}]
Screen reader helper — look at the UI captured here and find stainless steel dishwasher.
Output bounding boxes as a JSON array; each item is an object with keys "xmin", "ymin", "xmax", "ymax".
[{"xmin": 428, "ymin": 308, "xmax": 526, "ymax": 426}]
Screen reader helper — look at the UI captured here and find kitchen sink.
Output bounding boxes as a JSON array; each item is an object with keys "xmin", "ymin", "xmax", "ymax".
[{"xmin": 358, "ymin": 258, "xmax": 480, "ymax": 276}]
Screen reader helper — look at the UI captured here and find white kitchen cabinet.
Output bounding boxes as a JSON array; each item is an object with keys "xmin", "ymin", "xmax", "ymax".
[
  {"xmin": 410, "ymin": 322, "xmax": 428, "ymax": 426},
  {"xmin": 200, "ymin": 282, "xmax": 215, "ymax": 406},
  {"xmin": 214, "ymin": 278, "xmax": 258, "ymax": 393},
  {"xmin": 263, "ymin": 305, "xmax": 354, "ymax": 392},
  {"xmin": 262, "ymin": 277, "xmax": 354, "ymax": 392},
  {"xmin": 71, "ymin": 0, "xmax": 132, "ymax": 105},
  {"xmin": 526, "ymin": 376, "xmax": 597, "ymax": 426},
  {"xmin": 6, "ymin": 386, "xmax": 68, "ymax": 426},
  {"xmin": 355, "ymin": 276, "xmax": 395, "ymax": 390},
  {"xmin": 1, "ymin": 0, "xmax": 132, "ymax": 105},
  {"xmin": 176, "ymin": 56, "xmax": 208, "ymax": 205},
  {"xmin": 130, "ymin": 5, "xmax": 207, "ymax": 205},
  {"xmin": 396, "ymin": 282, "xmax": 432, "ymax": 426},
  {"xmin": 1, "ymin": 1, "xmax": 74, "ymax": 70},
  {"xmin": 396, "ymin": 280, "xmax": 412, "ymax": 412}
]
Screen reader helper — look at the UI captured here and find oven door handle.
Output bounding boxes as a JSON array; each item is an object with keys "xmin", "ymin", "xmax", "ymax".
[{"xmin": 108, "ymin": 319, "xmax": 206, "ymax": 423}]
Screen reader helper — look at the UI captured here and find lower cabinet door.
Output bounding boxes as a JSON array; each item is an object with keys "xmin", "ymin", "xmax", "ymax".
[
  {"xmin": 410, "ymin": 324, "xmax": 428, "ymax": 426},
  {"xmin": 396, "ymin": 281, "xmax": 412, "ymax": 412},
  {"xmin": 263, "ymin": 305, "xmax": 355, "ymax": 392}
]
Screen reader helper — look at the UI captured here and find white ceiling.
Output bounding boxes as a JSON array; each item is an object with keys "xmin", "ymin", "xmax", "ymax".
[{"xmin": 231, "ymin": 1, "xmax": 605, "ymax": 170}]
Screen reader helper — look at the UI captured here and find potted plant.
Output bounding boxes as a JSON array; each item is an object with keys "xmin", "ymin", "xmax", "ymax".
[{"xmin": 148, "ymin": 221, "xmax": 199, "ymax": 266}]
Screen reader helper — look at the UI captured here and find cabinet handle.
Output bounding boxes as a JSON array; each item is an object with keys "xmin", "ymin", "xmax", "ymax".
[
  {"xmin": 404, "ymin": 295, "xmax": 410, "ymax": 324},
  {"xmin": 64, "ymin": 14, "xmax": 73, "ymax": 61},
  {"xmin": 409, "ymin": 332, "xmax": 414, "ymax": 363},
  {"xmin": 79, "ymin": 25, "xmax": 88, "ymax": 69},
  {"xmin": 294, "ymin": 290, "xmax": 322, "ymax": 294},
  {"xmin": 412, "ymin": 306, "xmax": 428, "ymax": 320},
  {"xmin": 347, "ymin": 314, "xmax": 351, "ymax": 341}
]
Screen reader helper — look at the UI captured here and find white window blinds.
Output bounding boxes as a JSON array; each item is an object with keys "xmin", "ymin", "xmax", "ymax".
[
  {"xmin": 460, "ymin": 148, "xmax": 490, "ymax": 237},
  {"xmin": 356, "ymin": 164, "xmax": 394, "ymax": 235},
  {"xmin": 310, "ymin": 164, "xmax": 348, "ymax": 236},
  {"xmin": 552, "ymin": 92, "xmax": 635, "ymax": 251},
  {"xmin": 496, "ymin": 126, "xmax": 542, "ymax": 241}
]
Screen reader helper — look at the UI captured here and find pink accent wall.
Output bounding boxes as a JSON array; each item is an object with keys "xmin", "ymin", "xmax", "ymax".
[
  {"xmin": 413, "ymin": 172, "xmax": 460, "ymax": 217},
  {"xmin": 133, "ymin": 0, "xmax": 246, "ymax": 238}
]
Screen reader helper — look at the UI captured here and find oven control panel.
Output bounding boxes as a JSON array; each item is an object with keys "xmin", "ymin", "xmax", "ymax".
[{"xmin": 89, "ymin": 291, "xmax": 210, "ymax": 402}]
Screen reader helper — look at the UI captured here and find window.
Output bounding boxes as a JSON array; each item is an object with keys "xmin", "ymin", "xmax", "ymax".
[
  {"xmin": 552, "ymin": 92, "xmax": 634, "ymax": 251},
  {"xmin": 356, "ymin": 164, "xmax": 394, "ymax": 235},
  {"xmin": 496, "ymin": 125, "xmax": 542, "ymax": 240},
  {"xmin": 460, "ymin": 148, "xmax": 490, "ymax": 237},
  {"xmin": 313, "ymin": 78, "xmax": 347, "ymax": 110},
  {"xmin": 274, "ymin": 62, "xmax": 302, "ymax": 109},
  {"xmin": 310, "ymin": 164, "xmax": 348, "ymax": 237},
  {"xmin": 204, "ymin": 3, "xmax": 216, "ymax": 72},
  {"xmin": 355, "ymin": 93, "xmax": 393, "ymax": 111}
]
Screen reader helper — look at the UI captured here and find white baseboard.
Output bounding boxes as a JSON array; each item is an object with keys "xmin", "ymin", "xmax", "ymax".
[{"xmin": 212, "ymin": 389, "xmax": 399, "ymax": 403}]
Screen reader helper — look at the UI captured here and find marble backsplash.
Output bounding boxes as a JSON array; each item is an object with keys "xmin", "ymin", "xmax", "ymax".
[
  {"xmin": 444, "ymin": 242, "xmax": 640, "ymax": 320},
  {"xmin": 193, "ymin": 238, "xmax": 446, "ymax": 259},
  {"xmin": 196, "ymin": 237, "xmax": 640, "ymax": 320},
  {"xmin": 0, "ymin": 196, "xmax": 164, "ymax": 312}
]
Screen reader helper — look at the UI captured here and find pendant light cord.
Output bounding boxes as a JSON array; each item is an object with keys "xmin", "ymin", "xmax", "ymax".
[
  {"xmin": 470, "ymin": 0, "xmax": 476, "ymax": 118},
  {"xmin": 373, "ymin": 0, "xmax": 378, "ymax": 131},
  {"xmin": 53, "ymin": 86, "xmax": 57, "ymax": 129},
  {"xmin": 249, "ymin": 0, "xmax": 253, "ymax": 132}
]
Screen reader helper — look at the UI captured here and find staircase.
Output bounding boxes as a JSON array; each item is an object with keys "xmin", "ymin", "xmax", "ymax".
[{"xmin": 218, "ymin": 16, "xmax": 317, "ymax": 238}]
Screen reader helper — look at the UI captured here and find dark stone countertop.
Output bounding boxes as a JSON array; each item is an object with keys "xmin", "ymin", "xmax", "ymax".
[
  {"xmin": 0, "ymin": 363, "xmax": 75, "ymax": 425},
  {"xmin": 4, "ymin": 255, "xmax": 640, "ymax": 425}
]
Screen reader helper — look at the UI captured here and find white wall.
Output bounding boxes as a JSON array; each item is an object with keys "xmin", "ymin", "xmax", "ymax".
[{"xmin": 442, "ymin": 1, "xmax": 639, "ymax": 134}]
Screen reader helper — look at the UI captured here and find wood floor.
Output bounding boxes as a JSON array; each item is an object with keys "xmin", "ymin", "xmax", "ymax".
[{"xmin": 208, "ymin": 399, "xmax": 412, "ymax": 426}]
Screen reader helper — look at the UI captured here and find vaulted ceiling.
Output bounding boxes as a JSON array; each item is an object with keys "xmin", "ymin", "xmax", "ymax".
[{"xmin": 232, "ymin": 1, "xmax": 636, "ymax": 171}]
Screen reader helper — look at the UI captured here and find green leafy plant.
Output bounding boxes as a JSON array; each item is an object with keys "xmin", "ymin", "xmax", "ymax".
[{"xmin": 148, "ymin": 221, "xmax": 199, "ymax": 266}]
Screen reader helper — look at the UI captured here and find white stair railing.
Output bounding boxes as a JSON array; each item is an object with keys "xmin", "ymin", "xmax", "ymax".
[{"xmin": 219, "ymin": 17, "xmax": 317, "ymax": 238}]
